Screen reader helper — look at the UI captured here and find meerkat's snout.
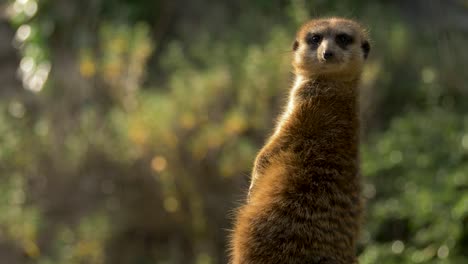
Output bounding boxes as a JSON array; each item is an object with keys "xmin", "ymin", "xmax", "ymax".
[
  {"xmin": 323, "ymin": 50, "xmax": 334, "ymax": 60},
  {"xmin": 317, "ymin": 39, "xmax": 339, "ymax": 62}
]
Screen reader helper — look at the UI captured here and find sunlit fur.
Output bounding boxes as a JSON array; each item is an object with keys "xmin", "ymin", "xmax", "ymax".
[{"xmin": 231, "ymin": 17, "xmax": 370, "ymax": 264}]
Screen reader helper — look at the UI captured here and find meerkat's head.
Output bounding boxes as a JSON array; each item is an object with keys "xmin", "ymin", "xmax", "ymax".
[{"xmin": 292, "ymin": 18, "xmax": 370, "ymax": 79}]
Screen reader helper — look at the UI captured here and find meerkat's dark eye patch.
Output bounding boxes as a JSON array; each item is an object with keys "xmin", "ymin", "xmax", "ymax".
[
  {"xmin": 361, "ymin": 40, "xmax": 370, "ymax": 59},
  {"xmin": 292, "ymin": 40, "xmax": 299, "ymax": 51},
  {"xmin": 335, "ymin": 33, "xmax": 354, "ymax": 48},
  {"xmin": 305, "ymin": 33, "xmax": 322, "ymax": 47}
]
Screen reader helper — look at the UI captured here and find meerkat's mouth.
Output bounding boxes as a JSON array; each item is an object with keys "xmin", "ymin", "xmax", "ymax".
[
  {"xmin": 314, "ymin": 61, "xmax": 349, "ymax": 75},
  {"xmin": 319, "ymin": 58, "xmax": 341, "ymax": 64},
  {"xmin": 318, "ymin": 61, "xmax": 343, "ymax": 69}
]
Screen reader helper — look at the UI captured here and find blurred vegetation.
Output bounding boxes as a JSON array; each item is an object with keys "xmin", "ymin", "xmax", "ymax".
[{"xmin": 1, "ymin": 0, "xmax": 468, "ymax": 263}]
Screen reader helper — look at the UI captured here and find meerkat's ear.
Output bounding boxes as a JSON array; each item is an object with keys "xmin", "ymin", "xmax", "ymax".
[
  {"xmin": 361, "ymin": 40, "xmax": 370, "ymax": 59},
  {"xmin": 292, "ymin": 40, "xmax": 299, "ymax": 51}
]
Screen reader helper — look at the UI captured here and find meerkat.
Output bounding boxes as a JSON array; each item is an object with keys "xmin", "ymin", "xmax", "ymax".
[{"xmin": 230, "ymin": 18, "xmax": 371, "ymax": 264}]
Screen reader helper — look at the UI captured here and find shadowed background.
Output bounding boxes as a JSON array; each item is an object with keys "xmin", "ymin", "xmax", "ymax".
[{"xmin": 0, "ymin": 0, "xmax": 467, "ymax": 263}]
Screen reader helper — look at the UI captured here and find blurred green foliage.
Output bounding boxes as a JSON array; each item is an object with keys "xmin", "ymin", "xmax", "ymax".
[
  {"xmin": 1, "ymin": 0, "xmax": 467, "ymax": 263},
  {"xmin": 362, "ymin": 109, "xmax": 468, "ymax": 263}
]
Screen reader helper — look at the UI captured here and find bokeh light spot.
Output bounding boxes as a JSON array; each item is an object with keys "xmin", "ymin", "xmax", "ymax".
[
  {"xmin": 8, "ymin": 101, "xmax": 26, "ymax": 118},
  {"xmin": 24, "ymin": 1, "xmax": 38, "ymax": 17},
  {"xmin": 16, "ymin": 24, "xmax": 31, "ymax": 42},
  {"xmin": 437, "ymin": 245, "xmax": 449, "ymax": 259},
  {"xmin": 151, "ymin": 156, "xmax": 167, "ymax": 172},
  {"xmin": 421, "ymin": 67, "xmax": 436, "ymax": 84},
  {"xmin": 391, "ymin": 240, "xmax": 404, "ymax": 254},
  {"xmin": 462, "ymin": 134, "xmax": 468, "ymax": 149},
  {"xmin": 20, "ymin": 57, "xmax": 35, "ymax": 74},
  {"xmin": 164, "ymin": 197, "xmax": 179, "ymax": 213}
]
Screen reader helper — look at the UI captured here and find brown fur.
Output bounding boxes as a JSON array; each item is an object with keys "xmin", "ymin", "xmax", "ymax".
[{"xmin": 230, "ymin": 18, "xmax": 370, "ymax": 264}]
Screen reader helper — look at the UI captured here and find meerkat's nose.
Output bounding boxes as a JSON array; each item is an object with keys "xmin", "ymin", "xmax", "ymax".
[{"xmin": 323, "ymin": 51, "xmax": 334, "ymax": 60}]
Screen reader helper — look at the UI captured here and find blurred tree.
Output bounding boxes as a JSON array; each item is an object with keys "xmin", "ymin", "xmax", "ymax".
[{"xmin": 0, "ymin": 0, "xmax": 467, "ymax": 263}]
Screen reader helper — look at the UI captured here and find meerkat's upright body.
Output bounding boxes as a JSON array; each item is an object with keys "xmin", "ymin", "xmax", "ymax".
[{"xmin": 230, "ymin": 18, "xmax": 371, "ymax": 264}]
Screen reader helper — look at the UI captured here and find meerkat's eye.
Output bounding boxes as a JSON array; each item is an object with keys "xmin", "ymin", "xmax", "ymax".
[
  {"xmin": 336, "ymin": 33, "xmax": 354, "ymax": 48},
  {"xmin": 305, "ymin": 33, "xmax": 322, "ymax": 46}
]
